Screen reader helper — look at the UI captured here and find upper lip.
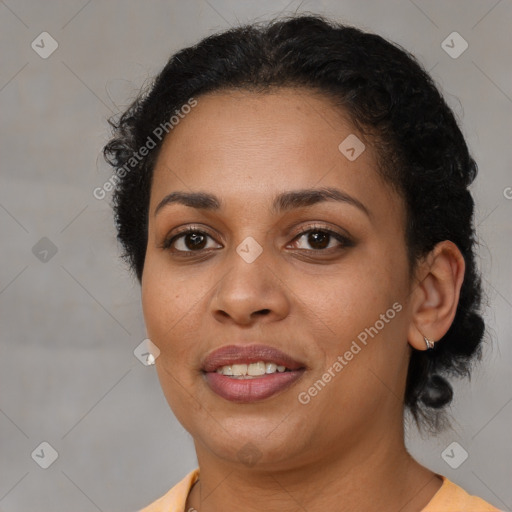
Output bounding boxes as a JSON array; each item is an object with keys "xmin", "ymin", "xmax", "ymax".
[{"xmin": 202, "ymin": 344, "xmax": 306, "ymax": 372}]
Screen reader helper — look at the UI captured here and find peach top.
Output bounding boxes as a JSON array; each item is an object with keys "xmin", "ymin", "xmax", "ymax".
[{"xmin": 138, "ymin": 468, "xmax": 502, "ymax": 512}]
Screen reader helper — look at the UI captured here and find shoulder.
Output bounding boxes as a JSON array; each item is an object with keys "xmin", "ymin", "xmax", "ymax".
[
  {"xmin": 137, "ymin": 468, "xmax": 199, "ymax": 512},
  {"xmin": 422, "ymin": 475, "xmax": 502, "ymax": 511}
]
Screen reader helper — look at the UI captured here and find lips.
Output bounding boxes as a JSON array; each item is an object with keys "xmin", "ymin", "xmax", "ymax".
[
  {"xmin": 202, "ymin": 344, "xmax": 305, "ymax": 372},
  {"xmin": 202, "ymin": 344, "xmax": 307, "ymax": 403}
]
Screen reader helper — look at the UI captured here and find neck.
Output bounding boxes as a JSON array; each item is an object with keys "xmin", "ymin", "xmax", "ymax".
[{"xmin": 185, "ymin": 424, "xmax": 442, "ymax": 512}]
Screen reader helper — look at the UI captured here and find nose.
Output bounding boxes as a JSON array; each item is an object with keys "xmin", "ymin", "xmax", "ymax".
[{"xmin": 209, "ymin": 240, "xmax": 291, "ymax": 326}]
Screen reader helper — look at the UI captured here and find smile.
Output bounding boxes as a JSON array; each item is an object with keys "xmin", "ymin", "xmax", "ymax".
[
  {"xmin": 215, "ymin": 361, "xmax": 291, "ymax": 377},
  {"xmin": 201, "ymin": 343, "xmax": 307, "ymax": 402}
]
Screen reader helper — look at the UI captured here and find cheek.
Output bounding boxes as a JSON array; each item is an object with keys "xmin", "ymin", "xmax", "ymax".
[
  {"xmin": 142, "ymin": 249, "xmax": 189, "ymax": 318},
  {"xmin": 295, "ymin": 263, "xmax": 394, "ymax": 341},
  {"xmin": 295, "ymin": 239, "xmax": 409, "ymax": 376},
  {"xmin": 141, "ymin": 262, "xmax": 197, "ymax": 356},
  {"xmin": 142, "ymin": 266, "xmax": 204, "ymax": 419}
]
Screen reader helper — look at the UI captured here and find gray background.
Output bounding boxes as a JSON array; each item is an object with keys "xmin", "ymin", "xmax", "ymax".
[{"xmin": 0, "ymin": 0, "xmax": 511, "ymax": 511}]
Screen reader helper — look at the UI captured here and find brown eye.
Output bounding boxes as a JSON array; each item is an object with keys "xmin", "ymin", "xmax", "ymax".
[
  {"xmin": 162, "ymin": 228, "xmax": 221, "ymax": 254},
  {"xmin": 304, "ymin": 231, "xmax": 330, "ymax": 250},
  {"xmin": 181, "ymin": 232, "xmax": 208, "ymax": 250},
  {"xmin": 290, "ymin": 227, "xmax": 352, "ymax": 251}
]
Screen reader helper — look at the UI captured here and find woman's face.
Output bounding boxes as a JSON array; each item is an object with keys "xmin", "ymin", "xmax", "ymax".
[{"xmin": 142, "ymin": 88, "xmax": 414, "ymax": 470}]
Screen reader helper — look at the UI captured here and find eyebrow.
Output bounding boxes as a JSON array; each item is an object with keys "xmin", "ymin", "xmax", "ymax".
[{"xmin": 154, "ymin": 186, "xmax": 370, "ymax": 218}]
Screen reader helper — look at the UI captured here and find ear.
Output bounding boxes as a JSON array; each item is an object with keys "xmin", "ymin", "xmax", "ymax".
[{"xmin": 407, "ymin": 240, "xmax": 465, "ymax": 351}]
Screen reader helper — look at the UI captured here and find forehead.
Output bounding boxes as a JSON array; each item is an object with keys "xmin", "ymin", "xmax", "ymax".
[
  {"xmin": 149, "ymin": 87, "xmax": 396, "ymax": 217},
  {"xmin": 155, "ymin": 87, "xmax": 358, "ymax": 169}
]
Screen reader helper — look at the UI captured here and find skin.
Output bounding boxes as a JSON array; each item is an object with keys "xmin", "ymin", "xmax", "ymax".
[{"xmin": 141, "ymin": 87, "xmax": 465, "ymax": 512}]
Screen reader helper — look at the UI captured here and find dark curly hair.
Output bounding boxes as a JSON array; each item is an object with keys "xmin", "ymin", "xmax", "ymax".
[{"xmin": 103, "ymin": 14, "xmax": 485, "ymax": 432}]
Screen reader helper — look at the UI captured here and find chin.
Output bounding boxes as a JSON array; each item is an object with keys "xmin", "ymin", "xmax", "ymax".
[{"xmin": 193, "ymin": 419, "xmax": 312, "ymax": 469}]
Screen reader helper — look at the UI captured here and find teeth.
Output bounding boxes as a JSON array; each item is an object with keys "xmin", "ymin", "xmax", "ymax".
[
  {"xmin": 247, "ymin": 362, "xmax": 266, "ymax": 376},
  {"xmin": 231, "ymin": 363, "xmax": 247, "ymax": 376},
  {"xmin": 215, "ymin": 361, "xmax": 291, "ymax": 377},
  {"xmin": 265, "ymin": 362, "xmax": 277, "ymax": 373}
]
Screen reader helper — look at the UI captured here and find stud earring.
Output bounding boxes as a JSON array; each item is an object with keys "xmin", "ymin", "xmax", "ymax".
[{"xmin": 423, "ymin": 335, "xmax": 435, "ymax": 350}]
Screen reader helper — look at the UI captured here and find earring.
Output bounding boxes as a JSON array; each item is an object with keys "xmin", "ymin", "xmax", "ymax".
[{"xmin": 423, "ymin": 335, "xmax": 435, "ymax": 350}]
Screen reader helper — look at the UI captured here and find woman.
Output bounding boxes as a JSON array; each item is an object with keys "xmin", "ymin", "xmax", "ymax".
[{"xmin": 103, "ymin": 14, "xmax": 500, "ymax": 512}]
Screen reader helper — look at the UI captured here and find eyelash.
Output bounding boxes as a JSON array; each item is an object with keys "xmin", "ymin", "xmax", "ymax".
[{"xmin": 161, "ymin": 224, "xmax": 353, "ymax": 256}]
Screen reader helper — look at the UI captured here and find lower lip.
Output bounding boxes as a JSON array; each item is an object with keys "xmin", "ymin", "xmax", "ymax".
[{"xmin": 204, "ymin": 370, "xmax": 305, "ymax": 402}]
